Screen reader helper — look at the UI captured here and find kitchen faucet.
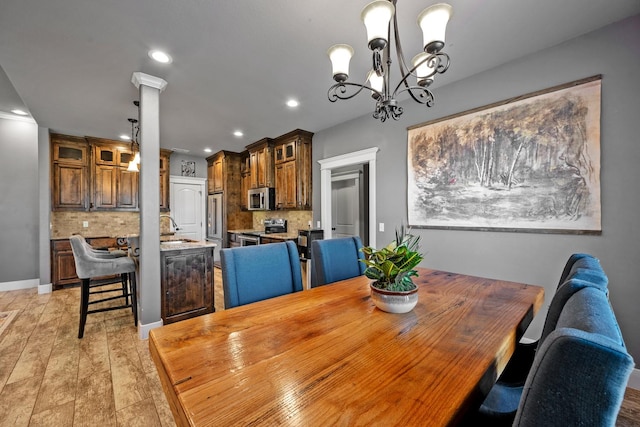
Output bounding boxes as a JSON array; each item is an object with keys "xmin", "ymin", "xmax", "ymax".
[{"xmin": 160, "ymin": 214, "xmax": 181, "ymax": 231}]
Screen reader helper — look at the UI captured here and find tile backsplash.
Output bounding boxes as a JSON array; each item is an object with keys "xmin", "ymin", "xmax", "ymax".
[
  {"xmin": 51, "ymin": 209, "xmax": 313, "ymax": 239},
  {"xmin": 51, "ymin": 211, "xmax": 174, "ymax": 238},
  {"xmin": 252, "ymin": 210, "xmax": 313, "ymax": 232}
]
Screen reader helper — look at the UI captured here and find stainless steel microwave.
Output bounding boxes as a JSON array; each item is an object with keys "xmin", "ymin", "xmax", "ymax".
[{"xmin": 248, "ymin": 187, "xmax": 275, "ymax": 211}]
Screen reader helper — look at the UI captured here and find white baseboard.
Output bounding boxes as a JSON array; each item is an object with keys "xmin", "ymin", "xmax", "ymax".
[
  {"xmin": 628, "ymin": 368, "xmax": 640, "ymax": 390},
  {"xmin": 138, "ymin": 319, "xmax": 163, "ymax": 340},
  {"xmin": 0, "ymin": 278, "xmax": 39, "ymax": 292},
  {"xmin": 38, "ymin": 283, "xmax": 52, "ymax": 294}
]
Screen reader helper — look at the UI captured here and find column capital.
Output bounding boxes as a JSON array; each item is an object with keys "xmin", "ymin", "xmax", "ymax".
[{"xmin": 131, "ymin": 72, "xmax": 168, "ymax": 92}]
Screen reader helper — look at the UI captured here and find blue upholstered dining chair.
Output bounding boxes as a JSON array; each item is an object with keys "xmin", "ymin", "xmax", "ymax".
[
  {"xmin": 491, "ymin": 253, "xmax": 608, "ymax": 385},
  {"xmin": 220, "ymin": 241, "xmax": 303, "ymax": 308},
  {"xmin": 311, "ymin": 236, "xmax": 366, "ymax": 287},
  {"xmin": 556, "ymin": 252, "xmax": 608, "ymax": 290},
  {"xmin": 512, "ymin": 286, "xmax": 633, "ymax": 426},
  {"xmin": 475, "ymin": 253, "xmax": 614, "ymax": 425}
]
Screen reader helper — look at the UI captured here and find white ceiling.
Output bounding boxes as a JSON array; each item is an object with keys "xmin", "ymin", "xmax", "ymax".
[{"xmin": 1, "ymin": 0, "xmax": 639, "ymax": 157}]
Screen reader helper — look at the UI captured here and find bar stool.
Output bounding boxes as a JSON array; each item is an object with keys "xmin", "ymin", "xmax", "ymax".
[{"xmin": 69, "ymin": 235, "xmax": 137, "ymax": 338}]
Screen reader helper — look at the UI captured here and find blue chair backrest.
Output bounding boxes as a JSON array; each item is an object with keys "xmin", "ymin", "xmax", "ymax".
[
  {"xmin": 220, "ymin": 241, "xmax": 302, "ymax": 308},
  {"xmin": 513, "ymin": 286, "xmax": 634, "ymax": 426},
  {"xmin": 311, "ymin": 236, "xmax": 366, "ymax": 287},
  {"xmin": 540, "ymin": 254, "xmax": 608, "ymax": 344},
  {"xmin": 557, "ymin": 253, "xmax": 608, "ymax": 289}
]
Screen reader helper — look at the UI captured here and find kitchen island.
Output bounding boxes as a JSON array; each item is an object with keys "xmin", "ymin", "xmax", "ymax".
[{"xmin": 159, "ymin": 237, "xmax": 217, "ymax": 324}]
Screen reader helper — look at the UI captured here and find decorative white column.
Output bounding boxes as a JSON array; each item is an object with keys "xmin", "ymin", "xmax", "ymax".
[{"xmin": 132, "ymin": 72, "xmax": 167, "ymax": 339}]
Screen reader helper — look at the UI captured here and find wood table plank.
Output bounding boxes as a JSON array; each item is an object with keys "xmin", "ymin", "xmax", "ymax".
[{"xmin": 150, "ymin": 268, "xmax": 544, "ymax": 426}]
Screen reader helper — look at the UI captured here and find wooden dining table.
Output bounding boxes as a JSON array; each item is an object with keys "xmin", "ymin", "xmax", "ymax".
[{"xmin": 149, "ymin": 267, "xmax": 544, "ymax": 426}]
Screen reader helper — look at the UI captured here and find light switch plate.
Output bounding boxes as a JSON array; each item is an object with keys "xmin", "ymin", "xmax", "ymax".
[
  {"xmin": 82, "ymin": 221, "xmax": 89, "ymax": 228},
  {"xmin": 379, "ymin": 223, "xmax": 384, "ymax": 232}
]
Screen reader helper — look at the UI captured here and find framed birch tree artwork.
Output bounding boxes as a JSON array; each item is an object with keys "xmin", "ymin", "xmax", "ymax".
[{"xmin": 407, "ymin": 76, "xmax": 602, "ymax": 234}]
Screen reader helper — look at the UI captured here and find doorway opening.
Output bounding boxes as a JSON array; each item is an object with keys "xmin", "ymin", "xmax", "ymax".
[
  {"xmin": 331, "ymin": 164, "xmax": 370, "ymax": 245},
  {"xmin": 319, "ymin": 147, "xmax": 378, "ymax": 248}
]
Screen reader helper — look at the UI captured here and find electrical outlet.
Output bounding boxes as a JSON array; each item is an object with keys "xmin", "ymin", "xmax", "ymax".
[
  {"xmin": 82, "ymin": 221, "xmax": 89, "ymax": 228},
  {"xmin": 379, "ymin": 222, "xmax": 384, "ymax": 232}
]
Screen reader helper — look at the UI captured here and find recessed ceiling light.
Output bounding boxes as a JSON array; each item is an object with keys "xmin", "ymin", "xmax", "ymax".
[
  {"xmin": 204, "ymin": 148, "xmax": 212, "ymax": 153},
  {"xmin": 11, "ymin": 109, "xmax": 28, "ymax": 116},
  {"xmin": 286, "ymin": 99, "xmax": 300, "ymax": 108},
  {"xmin": 120, "ymin": 134, "xmax": 131, "ymax": 141},
  {"xmin": 233, "ymin": 130, "xmax": 244, "ymax": 137},
  {"xmin": 148, "ymin": 50, "xmax": 172, "ymax": 64}
]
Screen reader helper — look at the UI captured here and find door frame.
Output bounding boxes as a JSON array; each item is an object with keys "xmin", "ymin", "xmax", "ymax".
[
  {"xmin": 319, "ymin": 147, "xmax": 378, "ymax": 248},
  {"xmin": 331, "ymin": 171, "xmax": 361, "ymax": 239},
  {"xmin": 169, "ymin": 176, "xmax": 207, "ymax": 240}
]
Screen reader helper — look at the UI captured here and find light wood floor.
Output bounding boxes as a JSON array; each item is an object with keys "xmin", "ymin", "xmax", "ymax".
[{"xmin": 0, "ymin": 268, "xmax": 638, "ymax": 426}]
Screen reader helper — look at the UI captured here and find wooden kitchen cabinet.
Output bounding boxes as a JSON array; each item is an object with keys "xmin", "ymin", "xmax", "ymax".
[
  {"xmin": 161, "ymin": 246, "xmax": 214, "ymax": 324},
  {"xmin": 93, "ymin": 143, "xmax": 135, "ymax": 167},
  {"xmin": 93, "ymin": 164, "xmax": 118, "ymax": 209},
  {"xmin": 275, "ymin": 139, "xmax": 296, "ymax": 164},
  {"xmin": 51, "ymin": 237, "xmax": 126, "ymax": 290},
  {"xmin": 159, "ymin": 149, "xmax": 172, "ymax": 211},
  {"xmin": 246, "ymin": 138, "xmax": 274, "ymax": 189},
  {"xmin": 213, "ymin": 157, "xmax": 223, "ymax": 192},
  {"xmin": 240, "ymin": 151, "xmax": 250, "ymax": 210},
  {"xmin": 89, "ymin": 138, "xmax": 138, "ymax": 211},
  {"xmin": 207, "ymin": 154, "xmax": 224, "ymax": 194},
  {"xmin": 206, "ymin": 151, "xmax": 253, "ymax": 246},
  {"xmin": 51, "ymin": 134, "xmax": 90, "ymax": 211},
  {"xmin": 275, "ymin": 161, "xmax": 297, "ymax": 209},
  {"xmin": 92, "ymin": 163, "xmax": 139, "ymax": 210},
  {"xmin": 117, "ymin": 169, "xmax": 139, "ymax": 209},
  {"xmin": 51, "ymin": 133, "xmax": 170, "ymax": 212},
  {"xmin": 51, "ymin": 240, "xmax": 80, "ymax": 289},
  {"xmin": 273, "ymin": 129, "xmax": 313, "ymax": 210}
]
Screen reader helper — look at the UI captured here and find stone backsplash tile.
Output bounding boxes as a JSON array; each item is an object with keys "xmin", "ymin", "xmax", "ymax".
[
  {"xmin": 52, "ymin": 209, "xmax": 311, "ymax": 239},
  {"xmin": 50, "ymin": 211, "xmax": 173, "ymax": 238},
  {"xmin": 252, "ymin": 210, "xmax": 313, "ymax": 233}
]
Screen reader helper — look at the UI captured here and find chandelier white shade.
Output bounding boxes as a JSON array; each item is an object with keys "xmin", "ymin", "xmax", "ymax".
[
  {"xmin": 418, "ymin": 3, "xmax": 452, "ymax": 53},
  {"xmin": 327, "ymin": 0, "xmax": 453, "ymax": 122},
  {"xmin": 327, "ymin": 44, "xmax": 355, "ymax": 82},
  {"xmin": 361, "ymin": 1, "xmax": 395, "ymax": 49}
]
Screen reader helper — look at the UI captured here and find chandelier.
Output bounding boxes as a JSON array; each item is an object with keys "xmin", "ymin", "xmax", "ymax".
[
  {"xmin": 127, "ymin": 101, "xmax": 141, "ymax": 172},
  {"xmin": 327, "ymin": 1, "xmax": 452, "ymax": 122}
]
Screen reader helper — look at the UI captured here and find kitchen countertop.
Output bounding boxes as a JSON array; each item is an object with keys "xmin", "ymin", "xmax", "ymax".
[
  {"xmin": 227, "ymin": 229, "xmax": 261, "ymax": 234},
  {"xmin": 259, "ymin": 232, "xmax": 298, "ymax": 240},
  {"xmin": 160, "ymin": 236, "xmax": 217, "ymax": 251},
  {"xmin": 121, "ymin": 235, "xmax": 217, "ymax": 253},
  {"xmin": 227, "ymin": 229, "xmax": 298, "ymax": 241}
]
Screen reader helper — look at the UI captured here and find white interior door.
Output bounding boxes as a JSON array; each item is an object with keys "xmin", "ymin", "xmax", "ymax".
[
  {"xmin": 170, "ymin": 177, "xmax": 206, "ymax": 241},
  {"xmin": 331, "ymin": 174, "xmax": 360, "ymax": 238}
]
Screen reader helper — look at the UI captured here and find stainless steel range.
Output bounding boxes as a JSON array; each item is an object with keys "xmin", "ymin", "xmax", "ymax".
[{"xmin": 238, "ymin": 218, "xmax": 287, "ymax": 246}]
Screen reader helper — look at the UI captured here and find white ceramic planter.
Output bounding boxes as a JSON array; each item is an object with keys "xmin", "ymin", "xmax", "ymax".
[{"xmin": 370, "ymin": 283, "xmax": 419, "ymax": 313}]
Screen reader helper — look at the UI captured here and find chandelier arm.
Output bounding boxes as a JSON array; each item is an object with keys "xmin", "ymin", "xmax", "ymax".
[
  {"xmin": 395, "ymin": 85, "xmax": 435, "ymax": 107},
  {"xmin": 391, "ymin": 0, "xmax": 411, "ymax": 85},
  {"xmin": 391, "ymin": 52, "xmax": 451, "ymax": 98},
  {"xmin": 328, "ymin": 82, "xmax": 382, "ymax": 102},
  {"xmin": 431, "ymin": 52, "xmax": 451, "ymax": 75}
]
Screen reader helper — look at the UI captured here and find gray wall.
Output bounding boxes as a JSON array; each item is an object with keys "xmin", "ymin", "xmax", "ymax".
[
  {"xmin": 169, "ymin": 152, "xmax": 208, "ymax": 179},
  {"xmin": 312, "ymin": 15, "xmax": 640, "ymax": 361},
  {"xmin": 0, "ymin": 116, "xmax": 39, "ymax": 282}
]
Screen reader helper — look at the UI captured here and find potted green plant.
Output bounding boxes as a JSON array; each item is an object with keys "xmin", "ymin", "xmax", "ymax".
[{"xmin": 361, "ymin": 225, "xmax": 424, "ymax": 313}]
